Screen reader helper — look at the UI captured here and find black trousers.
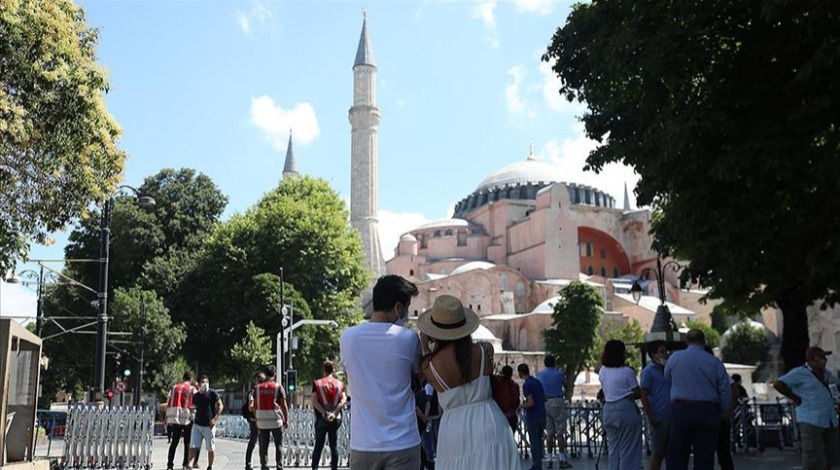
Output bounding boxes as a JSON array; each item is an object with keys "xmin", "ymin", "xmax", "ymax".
[
  {"xmin": 717, "ymin": 419, "xmax": 734, "ymax": 470},
  {"xmin": 311, "ymin": 416, "xmax": 340, "ymax": 470},
  {"xmin": 667, "ymin": 402, "xmax": 720, "ymax": 470},
  {"xmin": 258, "ymin": 427, "xmax": 283, "ymax": 469},
  {"xmin": 246, "ymin": 421, "xmax": 259, "ymax": 467},
  {"xmin": 167, "ymin": 424, "xmax": 190, "ymax": 468}
]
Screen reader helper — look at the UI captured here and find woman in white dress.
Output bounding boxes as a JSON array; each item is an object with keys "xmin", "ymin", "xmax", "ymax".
[{"xmin": 418, "ymin": 295, "xmax": 520, "ymax": 470}]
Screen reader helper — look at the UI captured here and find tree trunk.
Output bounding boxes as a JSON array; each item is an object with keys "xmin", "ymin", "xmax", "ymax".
[{"xmin": 776, "ymin": 293, "xmax": 810, "ymax": 373}]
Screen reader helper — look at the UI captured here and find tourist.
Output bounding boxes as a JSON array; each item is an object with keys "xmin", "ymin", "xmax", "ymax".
[
  {"xmin": 251, "ymin": 365, "xmax": 289, "ymax": 470},
  {"xmin": 519, "ymin": 363, "xmax": 547, "ymax": 470},
  {"xmin": 598, "ymin": 340, "xmax": 642, "ymax": 470},
  {"xmin": 664, "ymin": 329, "xmax": 731, "ymax": 470},
  {"xmin": 244, "ymin": 372, "xmax": 266, "ymax": 470},
  {"xmin": 773, "ymin": 346, "xmax": 840, "ymax": 470},
  {"xmin": 537, "ymin": 355, "xmax": 571, "ymax": 468},
  {"xmin": 311, "ymin": 361, "xmax": 346, "ymax": 470},
  {"xmin": 165, "ymin": 372, "xmax": 196, "ymax": 470},
  {"xmin": 188, "ymin": 376, "xmax": 223, "ymax": 470},
  {"xmin": 494, "ymin": 365, "xmax": 521, "ymax": 433},
  {"xmin": 339, "ymin": 275, "xmax": 422, "ymax": 469},
  {"xmin": 418, "ymin": 295, "xmax": 519, "ymax": 470},
  {"xmin": 640, "ymin": 341, "xmax": 671, "ymax": 470}
]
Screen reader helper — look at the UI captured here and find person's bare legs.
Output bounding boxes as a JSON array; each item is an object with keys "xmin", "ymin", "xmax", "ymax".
[
  {"xmin": 649, "ymin": 454, "xmax": 664, "ymax": 470},
  {"xmin": 208, "ymin": 451, "xmax": 215, "ymax": 468}
]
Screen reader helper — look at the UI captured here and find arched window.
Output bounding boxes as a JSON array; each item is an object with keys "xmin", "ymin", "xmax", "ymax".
[
  {"xmin": 457, "ymin": 231, "xmax": 467, "ymax": 246},
  {"xmin": 600, "ymin": 267, "xmax": 607, "ymax": 277},
  {"xmin": 587, "ymin": 266, "xmax": 594, "ymax": 275},
  {"xmin": 409, "ymin": 269, "xmax": 414, "ymax": 276},
  {"xmin": 515, "ymin": 281, "xmax": 525, "ymax": 297},
  {"xmin": 444, "ymin": 229, "xmax": 453, "ymax": 237},
  {"xmin": 600, "ymin": 248, "xmax": 606, "ymax": 259},
  {"xmin": 419, "ymin": 235, "xmax": 427, "ymax": 249},
  {"xmin": 613, "ymin": 267, "xmax": 620, "ymax": 278},
  {"xmin": 434, "ymin": 230, "xmax": 441, "ymax": 237},
  {"xmin": 477, "ymin": 304, "xmax": 481, "ymax": 311}
]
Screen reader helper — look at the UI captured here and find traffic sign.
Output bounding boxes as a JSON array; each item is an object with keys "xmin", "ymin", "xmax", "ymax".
[{"xmin": 116, "ymin": 381, "xmax": 126, "ymax": 392}]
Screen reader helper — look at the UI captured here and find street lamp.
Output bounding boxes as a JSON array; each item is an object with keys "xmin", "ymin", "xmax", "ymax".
[
  {"xmin": 630, "ymin": 257, "xmax": 683, "ymax": 343},
  {"xmin": 93, "ymin": 185, "xmax": 156, "ymax": 402},
  {"xmin": 5, "ymin": 266, "xmax": 59, "ymax": 337}
]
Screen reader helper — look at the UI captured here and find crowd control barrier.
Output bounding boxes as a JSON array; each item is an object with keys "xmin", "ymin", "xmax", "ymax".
[{"xmin": 61, "ymin": 405, "xmax": 154, "ymax": 469}]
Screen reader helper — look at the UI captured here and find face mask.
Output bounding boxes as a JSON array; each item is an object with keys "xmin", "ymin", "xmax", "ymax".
[
  {"xmin": 394, "ymin": 305, "xmax": 409, "ymax": 326},
  {"xmin": 200, "ymin": 382, "xmax": 209, "ymax": 392},
  {"xmin": 428, "ymin": 340, "xmax": 437, "ymax": 352},
  {"xmin": 656, "ymin": 357, "xmax": 667, "ymax": 366}
]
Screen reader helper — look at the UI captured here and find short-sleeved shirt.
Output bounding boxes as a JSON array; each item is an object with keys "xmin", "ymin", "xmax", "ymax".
[
  {"xmin": 340, "ymin": 321, "xmax": 423, "ymax": 452},
  {"xmin": 536, "ymin": 368, "xmax": 566, "ymax": 399},
  {"xmin": 778, "ymin": 365, "xmax": 838, "ymax": 428},
  {"xmin": 193, "ymin": 390, "xmax": 220, "ymax": 426},
  {"xmin": 522, "ymin": 376, "xmax": 546, "ymax": 421},
  {"xmin": 599, "ymin": 366, "xmax": 639, "ymax": 403},
  {"xmin": 640, "ymin": 363, "xmax": 672, "ymax": 422}
]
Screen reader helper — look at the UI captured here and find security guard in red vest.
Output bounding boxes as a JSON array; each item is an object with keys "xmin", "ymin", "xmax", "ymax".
[
  {"xmin": 249, "ymin": 365, "xmax": 289, "ymax": 470},
  {"xmin": 165, "ymin": 372, "xmax": 197, "ymax": 470},
  {"xmin": 310, "ymin": 360, "xmax": 346, "ymax": 470}
]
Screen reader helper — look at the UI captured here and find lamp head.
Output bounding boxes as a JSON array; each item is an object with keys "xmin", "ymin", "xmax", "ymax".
[
  {"xmin": 5, "ymin": 275, "xmax": 20, "ymax": 284},
  {"xmin": 138, "ymin": 195, "xmax": 156, "ymax": 209},
  {"xmin": 630, "ymin": 281, "xmax": 643, "ymax": 304}
]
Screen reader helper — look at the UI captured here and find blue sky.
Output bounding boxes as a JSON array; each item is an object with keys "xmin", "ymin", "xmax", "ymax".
[{"xmin": 2, "ymin": 0, "xmax": 640, "ymax": 319}]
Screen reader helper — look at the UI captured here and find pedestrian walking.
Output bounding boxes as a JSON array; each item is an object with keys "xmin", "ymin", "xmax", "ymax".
[
  {"xmin": 537, "ymin": 355, "xmax": 572, "ymax": 468},
  {"xmin": 311, "ymin": 361, "xmax": 346, "ymax": 470},
  {"xmin": 339, "ymin": 275, "xmax": 422, "ymax": 469},
  {"xmin": 166, "ymin": 372, "xmax": 197, "ymax": 470},
  {"xmin": 640, "ymin": 340, "xmax": 671, "ymax": 470},
  {"xmin": 664, "ymin": 329, "xmax": 731, "ymax": 470},
  {"xmin": 519, "ymin": 363, "xmax": 547, "ymax": 470},
  {"xmin": 598, "ymin": 340, "xmax": 642, "ymax": 470},
  {"xmin": 774, "ymin": 346, "xmax": 840, "ymax": 470},
  {"xmin": 189, "ymin": 376, "xmax": 223, "ymax": 470},
  {"xmin": 251, "ymin": 365, "xmax": 289, "ymax": 470},
  {"xmin": 245, "ymin": 372, "xmax": 266, "ymax": 470}
]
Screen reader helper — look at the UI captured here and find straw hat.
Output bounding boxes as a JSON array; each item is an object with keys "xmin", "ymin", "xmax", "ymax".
[{"xmin": 417, "ymin": 295, "xmax": 480, "ymax": 341}]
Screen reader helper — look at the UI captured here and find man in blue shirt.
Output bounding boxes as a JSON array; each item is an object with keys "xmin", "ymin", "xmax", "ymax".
[
  {"xmin": 519, "ymin": 363, "xmax": 546, "ymax": 470},
  {"xmin": 774, "ymin": 346, "xmax": 840, "ymax": 470},
  {"xmin": 664, "ymin": 329, "xmax": 731, "ymax": 470},
  {"xmin": 537, "ymin": 356, "xmax": 571, "ymax": 468},
  {"xmin": 640, "ymin": 341, "xmax": 671, "ymax": 470}
]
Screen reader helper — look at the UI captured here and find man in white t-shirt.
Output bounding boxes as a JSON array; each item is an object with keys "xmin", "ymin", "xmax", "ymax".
[{"xmin": 340, "ymin": 275, "xmax": 421, "ymax": 469}]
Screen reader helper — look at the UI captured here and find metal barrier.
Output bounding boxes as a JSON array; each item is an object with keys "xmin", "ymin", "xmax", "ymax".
[
  {"xmin": 62, "ymin": 405, "xmax": 155, "ymax": 469},
  {"xmin": 731, "ymin": 397, "xmax": 798, "ymax": 453}
]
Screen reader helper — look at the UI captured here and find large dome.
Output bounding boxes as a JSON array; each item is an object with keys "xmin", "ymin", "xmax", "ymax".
[{"xmin": 475, "ymin": 156, "xmax": 565, "ymax": 193}]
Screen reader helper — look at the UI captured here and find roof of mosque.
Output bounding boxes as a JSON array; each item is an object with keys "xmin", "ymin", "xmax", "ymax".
[{"xmin": 474, "ymin": 155, "xmax": 565, "ymax": 193}]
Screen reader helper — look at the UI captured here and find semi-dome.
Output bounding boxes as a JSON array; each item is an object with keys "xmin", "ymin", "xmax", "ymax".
[
  {"xmin": 450, "ymin": 261, "xmax": 496, "ymax": 276},
  {"xmin": 399, "ymin": 233, "xmax": 418, "ymax": 242},
  {"xmin": 475, "ymin": 156, "xmax": 565, "ymax": 193}
]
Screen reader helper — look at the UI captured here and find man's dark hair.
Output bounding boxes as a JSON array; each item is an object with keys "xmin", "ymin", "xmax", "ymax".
[
  {"xmin": 324, "ymin": 360, "xmax": 334, "ymax": 375},
  {"xmin": 183, "ymin": 372, "xmax": 193, "ymax": 381},
  {"xmin": 501, "ymin": 365, "xmax": 514, "ymax": 379},
  {"xmin": 686, "ymin": 328, "xmax": 706, "ymax": 345},
  {"xmin": 517, "ymin": 363, "xmax": 530, "ymax": 376},
  {"xmin": 199, "ymin": 374, "xmax": 209, "ymax": 382},
  {"xmin": 544, "ymin": 355, "xmax": 557, "ymax": 368},
  {"xmin": 646, "ymin": 340, "xmax": 666, "ymax": 358},
  {"xmin": 601, "ymin": 339, "xmax": 627, "ymax": 368},
  {"xmin": 732, "ymin": 374, "xmax": 742, "ymax": 383},
  {"xmin": 372, "ymin": 275, "xmax": 418, "ymax": 312},
  {"xmin": 264, "ymin": 365, "xmax": 277, "ymax": 378}
]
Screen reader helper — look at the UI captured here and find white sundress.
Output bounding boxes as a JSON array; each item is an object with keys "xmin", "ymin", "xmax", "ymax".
[{"xmin": 428, "ymin": 345, "xmax": 521, "ymax": 470}]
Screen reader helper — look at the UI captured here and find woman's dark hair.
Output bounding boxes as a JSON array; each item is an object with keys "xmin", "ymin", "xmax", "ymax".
[
  {"xmin": 601, "ymin": 339, "xmax": 627, "ymax": 368},
  {"xmin": 424, "ymin": 335, "xmax": 473, "ymax": 385}
]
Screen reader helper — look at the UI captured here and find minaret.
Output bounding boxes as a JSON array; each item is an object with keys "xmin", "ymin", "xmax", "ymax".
[
  {"xmin": 623, "ymin": 181, "xmax": 632, "ymax": 211},
  {"xmin": 349, "ymin": 14, "xmax": 385, "ymax": 275},
  {"xmin": 282, "ymin": 130, "xmax": 298, "ymax": 180}
]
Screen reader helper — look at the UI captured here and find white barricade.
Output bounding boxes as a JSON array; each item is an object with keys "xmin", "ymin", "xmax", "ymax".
[{"xmin": 62, "ymin": 405, "xmax": 154, "ymax": 469}]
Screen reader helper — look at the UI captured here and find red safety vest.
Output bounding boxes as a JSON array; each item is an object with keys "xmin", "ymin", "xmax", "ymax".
[
  {"xmin": 166, "ymin": 382, "xmax": 195, "ymax": 425},
  {"xmin": 313, "ymin": 375, "xmax": 343, "ymax": 415},
  {"xmin": 254, "ymin": 380, "xmax": 284, "ymax": 429}
]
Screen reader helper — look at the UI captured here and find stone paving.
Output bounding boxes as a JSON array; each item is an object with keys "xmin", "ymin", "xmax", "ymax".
[{"xmin": 38, "ymin": 435, "xmax": 803, "ymax": 469}]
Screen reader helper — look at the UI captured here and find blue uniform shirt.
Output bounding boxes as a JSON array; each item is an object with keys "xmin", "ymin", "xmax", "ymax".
[
  {"xmin": 522, "ymin": 376, "xmax": 546, "ymax": 421},
  {"xmin": 778, "ymin": 365, "xmax": 839, "ymax": 428},
  {"xmin": 536, "ymin": 367, "xmax": 566, "ymax": 399},
  {"xmin": 664, "ymin": 344, "xmax": 732, "ymax": 414},
  {"xmin": 640, "ymin": 362, "xmax": 672, "ymax": 422}
]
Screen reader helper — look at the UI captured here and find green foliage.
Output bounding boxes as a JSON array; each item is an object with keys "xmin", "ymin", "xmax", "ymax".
[
  {"xmin": 598, "ymin": 320, "xmax": 645, "ymax": 373},
  {"xmin": 685, "ymin": 321, "xmax": 721, "ymax": 350},
  {"xmin": 710, "ymin": 306, "xmax": 731, "ymax": 335},
  {"xmin": 721, "ymin": 323, "xmax": 772, "ymax": 366},
  {"xmin": 0, "ymin": 0, "xmax": 127, "ymax": 271},
  {"xmin": 151, "ymin": 357, "xmax": 189, "ymax": 400},
  {"xmin": 229, "ymin": 322, "xmax": 273, "ymax": 398},
  {"xmin": 544, "ymin": 281, "xmax": 603, "ymax": 398},
  {"xmin": 544, "ymin": 2, "xmax": 840, "ymax": 370}
]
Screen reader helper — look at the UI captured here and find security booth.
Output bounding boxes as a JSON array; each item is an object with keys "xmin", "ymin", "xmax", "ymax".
[{"xmin": 0, "ymin": 319, "xmax": 42, "ymax": 466}]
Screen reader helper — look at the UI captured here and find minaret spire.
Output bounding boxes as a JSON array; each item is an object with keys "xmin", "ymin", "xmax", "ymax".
[
  {"xmin": 623, "ymin": 181, "xmax": 632, "ymax": 211},
  {"xmin": 349, "ymin": 14, "xmax": 385, "ymax": 276},
  {"xmin": 283, "ymin": 129, "xmax": 298, "ymax": 180}
]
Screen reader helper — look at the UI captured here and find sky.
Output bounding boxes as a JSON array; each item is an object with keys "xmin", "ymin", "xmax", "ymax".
[{"xmin": 1, "ymin": 0, "xmax": 641, "ymax": 320}]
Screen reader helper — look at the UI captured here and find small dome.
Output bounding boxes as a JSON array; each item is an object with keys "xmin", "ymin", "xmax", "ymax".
[
  {"xmin": 400, "ymin": 233, "xmax": 417, "ymax": 242},
  {"xmin": 475, "ymin": 157, "xmax": 565, "ymax": 193},
  {"xmin": 532, "ymin": 296, "xmax": 561, "ymax": 314},
  {"xmin": 472, "ymin": 325, "xmax": 503, "ymax": 352},
  {"xmin": 450, "ymin": 261, "xmax": 495, "ymax": 276}
]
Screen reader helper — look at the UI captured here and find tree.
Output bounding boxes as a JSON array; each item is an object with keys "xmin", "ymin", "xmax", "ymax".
[
  {"xmin": 685, "ymin": 321, "xmax": 721, "ymax": 350},
  {"xmin": 544, "ymin": 281, "xmax": 603, "ymax": 399},
  {"xmin": 599, "ymin": 320, "xmax": 645, "ymax": 373},
  {"xmin": 544, "ymin": 2, "xmax": 840, "ymax": 371},
  {"xmin": 0, "ymin": 0, "xmax": 126, "ymax": 271},
  {"xmin": 229, "ymin": 322, "xmax": 273, "ymax": 399},
  {"xmin": 721, "ymin": 323, "xmax": 772, "ymax": 367}
]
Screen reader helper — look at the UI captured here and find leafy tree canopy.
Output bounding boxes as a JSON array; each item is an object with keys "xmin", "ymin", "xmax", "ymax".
[
  {"xmin": 544, "ymin": 281, "xmax": 603, "ymax": 399},
  {"xmin": 229, "ymin": 321, "xmax": 273, "ymax": 398},
  {"xmin": 721, "ymin": 322, "xmax": 772, "ymax": 367},
  {"xmin": 597, "ymin": 320, "xmax": 645, "ymax": 373},
  {"xmin": 545, "ymin": 1, "xmax": 840, "ymax": 370},
  {"xmin": 685, "ymin": 321, "xmax": 721, "ymax": 350},
  {"xmin": 0, "ymin": 0, "xmax": 126, "ymax": 271}
]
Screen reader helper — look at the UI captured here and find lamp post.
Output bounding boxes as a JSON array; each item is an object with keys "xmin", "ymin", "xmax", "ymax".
[
  {"xmin": 630, "ymin": 257, "xmax": 683, "ymax": 344},
  {"xmin": 5, "ymin": 266, "xmax": 62, "ymax": 337},
  {"xmin": 93, "ymin": 186, "xmax": 156, "ymax": 402},
  {"xmin": 135, "ymin": 301, "xmax": 146, "ymax": 406}
]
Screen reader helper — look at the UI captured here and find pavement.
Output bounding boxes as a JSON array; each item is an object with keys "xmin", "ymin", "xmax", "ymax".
[{"xmin": 37, "ymin": 436, "xmax": 804, "ymax": 469}]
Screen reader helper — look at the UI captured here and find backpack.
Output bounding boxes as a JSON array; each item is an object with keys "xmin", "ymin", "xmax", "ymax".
[{"xmin": 491, "ymin": 376, "xmax": 520, "ymax": 417}]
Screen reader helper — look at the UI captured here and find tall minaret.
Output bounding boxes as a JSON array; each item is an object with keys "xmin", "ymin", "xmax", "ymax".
[
  {"xmin": 349, "ymin": 14, "xmax": 385, "ymax": 275},
  {"xmin": 282, "ymin": 130, "xmax": 298, "ymax": 180}
]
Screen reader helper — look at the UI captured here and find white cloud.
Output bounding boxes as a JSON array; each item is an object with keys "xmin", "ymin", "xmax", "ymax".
[
  {"xmin": 505, "ymin": 66, "xmax": 528, "ymax": 114},
  {"xmin": 540, "ymin": 58, "xmax": 586, "ymax": 114},
  {"xmin": 0, "ymin": 283, "xmax": 36, "ymax": 322},
  {"xmin": 250, "ymin": 96, "xmax": 320, "ymax": 150},
  {"xmin": 472, "ymin": 0, "xmax": 500, "ymax": 48},
  {"xmin": 235, "ymin": 1, "xmax": 275, "ymax": 36},
  {"xmin": 378, "ymin": 210, "xmax": 431, "ymax": 261},
  {"xmin": 541, "ymin": 124, "xmax": 640, "ymax": 209},
  {"xmin": 514, "ymin": 0, "xmax": 556, "ymax": 15}
]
